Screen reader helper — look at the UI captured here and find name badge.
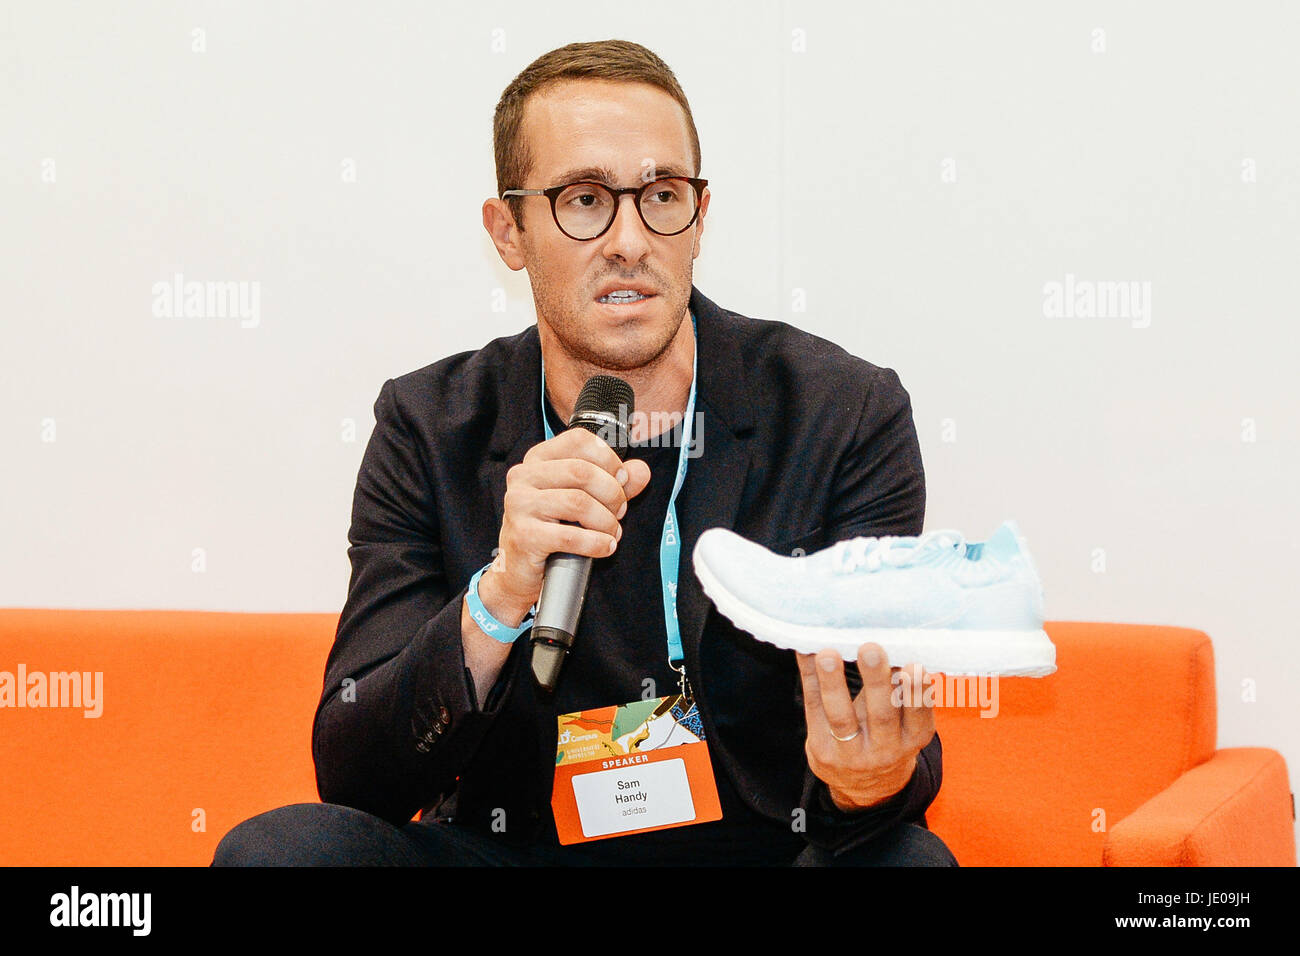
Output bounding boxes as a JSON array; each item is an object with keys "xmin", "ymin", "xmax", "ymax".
[{"xmin": 551, "ymin": 694, "xmax": 721, "ymax": 845}]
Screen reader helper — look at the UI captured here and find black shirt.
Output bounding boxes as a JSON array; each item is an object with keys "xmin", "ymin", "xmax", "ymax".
[{"xmin": 539, "ymin": 396, "xmax": 802, "ymax": 864}]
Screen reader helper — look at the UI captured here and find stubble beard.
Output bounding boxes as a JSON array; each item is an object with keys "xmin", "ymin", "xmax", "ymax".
[{"xmin": 528, "ymin": 255, "xmax": 692, "ymax": 376}]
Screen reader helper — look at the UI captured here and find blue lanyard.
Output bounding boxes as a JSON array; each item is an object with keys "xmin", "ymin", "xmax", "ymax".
[{"xmin": 539, "ymin": 311, "xmax": 698, "ymax": 674}]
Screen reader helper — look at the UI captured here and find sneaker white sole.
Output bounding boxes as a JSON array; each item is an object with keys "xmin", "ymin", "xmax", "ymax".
[{"xmin": 694, "ymin": 552, "xmax": 1057, "ymax": 678}]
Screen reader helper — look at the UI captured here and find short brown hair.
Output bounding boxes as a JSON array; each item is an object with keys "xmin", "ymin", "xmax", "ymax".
[{"xmin": 493, "ymin": 39, "xmax": 702, "ymax": 231}]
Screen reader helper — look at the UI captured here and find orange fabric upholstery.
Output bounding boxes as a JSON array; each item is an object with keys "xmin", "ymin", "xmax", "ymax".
[
  {"xmin": 0, "ymin": 609, "xmax": 333, "ymax": 866},
  {"xmin": 0, "ymin": 610, "xmax": 1292, "ymax": 866},
  {"xmin": 1103, "ymin": 748, "xmax": 1295, "ymax": 866},
  {"xmin": 928, "ymin": 621, "xmax": 1246, "ymax": 865}
]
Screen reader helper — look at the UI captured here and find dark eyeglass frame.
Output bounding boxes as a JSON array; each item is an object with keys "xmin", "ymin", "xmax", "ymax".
[{"xmin": 501, "ymin": 176, "xmax": 709, "ymax": 240}]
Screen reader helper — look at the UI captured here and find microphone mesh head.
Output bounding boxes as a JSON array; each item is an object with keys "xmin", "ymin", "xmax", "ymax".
[
  {"xmin": 571, "ymin": 375, "xmax": 635, "ymax": 458},
  {"xmin": 574, "ymin": 375, "xmax": 634, "ymax": 419}
]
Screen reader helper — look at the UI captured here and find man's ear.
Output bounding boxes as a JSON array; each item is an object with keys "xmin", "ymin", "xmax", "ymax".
[
  {"xmin": 690, "ymin": 188, "xmax": 708, "ymax": 261},
  {"xmin": 483, "ymin": 198, "xmax": 528, "ymax": 271}
]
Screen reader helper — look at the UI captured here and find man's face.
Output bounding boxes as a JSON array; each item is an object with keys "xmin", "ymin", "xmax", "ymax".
[{"xmin": 492, "ymin": 79, "xmax": 708, "ymax": 373}]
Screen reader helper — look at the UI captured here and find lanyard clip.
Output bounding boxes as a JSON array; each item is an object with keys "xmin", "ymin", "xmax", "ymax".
[{"xmin": 671, "ymin": 662, "xmax": 693, "ymax": 705}]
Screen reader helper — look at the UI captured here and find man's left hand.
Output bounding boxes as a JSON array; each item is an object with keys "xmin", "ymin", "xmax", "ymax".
[{"xmin": 796, "ymin": 642, "xmax": 935, "ymax": 812}]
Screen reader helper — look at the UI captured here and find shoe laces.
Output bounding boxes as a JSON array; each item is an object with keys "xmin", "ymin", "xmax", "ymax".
[{"xmin": 832, "ymin": 530, "xmax": 963, "ymax": 574}]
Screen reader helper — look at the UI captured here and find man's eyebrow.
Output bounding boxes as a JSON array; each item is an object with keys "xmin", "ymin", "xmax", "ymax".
[{"xmin": 550, "ymin": 164, "xmax": 693, "ymax": 186}]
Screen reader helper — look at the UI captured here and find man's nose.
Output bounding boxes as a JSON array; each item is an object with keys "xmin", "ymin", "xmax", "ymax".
[{"xmin": 600, "ymin": 194, "xmax": 652, "ymax": 260}]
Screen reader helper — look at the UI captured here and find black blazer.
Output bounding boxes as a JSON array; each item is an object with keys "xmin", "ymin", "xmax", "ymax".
[{"xmin": 312, "ymin": 284, "xmax": 941, "ymax": 855}]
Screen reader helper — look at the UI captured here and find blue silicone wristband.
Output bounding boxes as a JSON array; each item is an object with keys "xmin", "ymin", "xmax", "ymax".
[{"xmin": 466, "ymin": 562, "xmax": 536, "ymax": 643}]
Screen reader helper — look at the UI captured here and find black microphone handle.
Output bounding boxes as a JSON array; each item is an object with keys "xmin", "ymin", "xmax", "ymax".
[{"xmin": 529, "ymin": 375, "xmax": 634, "ymax": 692}]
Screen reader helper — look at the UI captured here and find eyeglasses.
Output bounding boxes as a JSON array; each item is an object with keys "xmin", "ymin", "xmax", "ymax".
[{"xmin": 501, "ymin": 176, "xmax": 708, "ymax": 241}]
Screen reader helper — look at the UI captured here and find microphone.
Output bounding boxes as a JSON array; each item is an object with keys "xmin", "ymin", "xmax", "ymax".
[{"xmin": 530, "ymin": 374, "xmax": 635, "ymax": 692}]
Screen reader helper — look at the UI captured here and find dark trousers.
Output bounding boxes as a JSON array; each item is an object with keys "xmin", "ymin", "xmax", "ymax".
[{"xmin": 212, "ymin": 802, "xmax": 958, "ymax": 867}]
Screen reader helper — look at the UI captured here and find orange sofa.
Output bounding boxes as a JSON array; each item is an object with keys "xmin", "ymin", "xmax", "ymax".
[{"xmin": 0, "ymin": 610, "xmax": 1293, "ymax": 866}]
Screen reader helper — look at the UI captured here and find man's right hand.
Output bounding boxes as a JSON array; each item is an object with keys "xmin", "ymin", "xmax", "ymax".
[
  {"xmin": 485, "ymin": 426, "xmax": 652, "ymax": 620},
  {"xmin": 460, "ymin": 428, "xmax": 652, "ymax": 703}
]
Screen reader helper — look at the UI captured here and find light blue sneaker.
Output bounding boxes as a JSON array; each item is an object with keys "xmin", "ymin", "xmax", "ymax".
[{"xmin": 692, "ymin": 520, "xmax": 1056, "ymax": 677}]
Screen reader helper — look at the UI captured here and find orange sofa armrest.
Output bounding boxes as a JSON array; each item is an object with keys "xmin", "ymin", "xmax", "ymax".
[{"xmin": 1103, "ymin": 747, "xmax": 1295, "ymax": 866}]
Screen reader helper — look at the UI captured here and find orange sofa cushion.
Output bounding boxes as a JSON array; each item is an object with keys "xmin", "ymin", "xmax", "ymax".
[
  {"xmin": 0, "ymin": 609, "xmax": 334, "ymax": 866},
  {"xmin": 928, "ymin": 621, "xmax": 1217, "ymax": 865}
]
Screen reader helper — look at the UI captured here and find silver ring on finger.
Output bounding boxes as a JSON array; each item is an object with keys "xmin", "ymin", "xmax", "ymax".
[{"xmin": 830, "ymin": 726, "xmax": 861, "ymax": 743}]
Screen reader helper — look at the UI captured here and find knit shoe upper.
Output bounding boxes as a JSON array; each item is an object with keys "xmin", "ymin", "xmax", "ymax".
[{"xmin": 693, "ymin": 520, "xmax": 1046, "ymax": 633}]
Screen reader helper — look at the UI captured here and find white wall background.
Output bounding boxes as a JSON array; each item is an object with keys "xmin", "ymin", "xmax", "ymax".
[{"xmin": 4, "ymin": 1, "xmax": 1297, "ymax": 842}]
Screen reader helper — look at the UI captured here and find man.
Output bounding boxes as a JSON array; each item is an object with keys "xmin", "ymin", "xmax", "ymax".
[{"xmin": 214, "ymin": 39, "xmax": 955, "ymax": 866}]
